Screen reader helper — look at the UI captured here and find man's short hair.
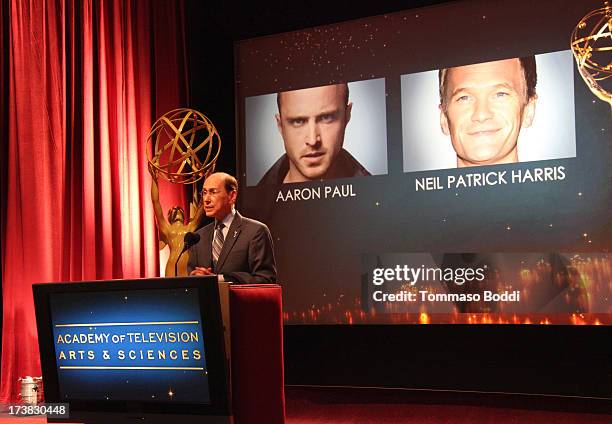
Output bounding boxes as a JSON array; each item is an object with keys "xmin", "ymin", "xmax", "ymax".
[
  {"xmin": 222, "ymin": 174, "xmax": 238, "ymax": 193},
  {"xmin": 213, "ymin": 172, "xmax": 237, "ymax": 193},
  {"xmin": 438, "ymin": 56, "xmax": 537, "ymax": 110},
  {"xmin": 276, "ymin": 83, "xmax": 350, "ymax": 113}
]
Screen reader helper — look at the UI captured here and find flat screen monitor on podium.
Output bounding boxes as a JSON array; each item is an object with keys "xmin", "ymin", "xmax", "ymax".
[{"xmin": 33, "ymin": 276, "xmax": 230, "ymax": 424}]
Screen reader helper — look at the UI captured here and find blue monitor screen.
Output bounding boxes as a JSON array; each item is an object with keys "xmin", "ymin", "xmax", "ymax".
[{"xmin": 49, "ymin": 288, "xmax": 211, "ymax": 404}]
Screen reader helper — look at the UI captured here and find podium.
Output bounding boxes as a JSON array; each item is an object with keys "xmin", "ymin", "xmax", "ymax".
[
  {"xmin": 228, "ymin": 284, "xmax": 285, "ymax": 424},
  {"xmin": 32, "ymin": 277, "xmax": 285, "ymax": 424}
]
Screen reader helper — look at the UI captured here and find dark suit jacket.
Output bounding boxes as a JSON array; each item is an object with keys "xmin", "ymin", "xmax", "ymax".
[{"xmin": 187, "ymin": 211, "xmax": 277, "ymax": 284}]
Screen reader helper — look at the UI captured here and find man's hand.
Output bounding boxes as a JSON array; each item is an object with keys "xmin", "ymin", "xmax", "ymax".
[{"xmin": 190, "ymin": 267, "xmax": 214, "ymax": 276}]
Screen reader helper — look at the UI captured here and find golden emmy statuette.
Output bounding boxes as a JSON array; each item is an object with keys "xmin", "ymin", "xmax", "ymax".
[
  {"xmin": 571, "ymin": 1, "xmax": 612, "ymax": 106},
  {"xmin": 146, "ymin": 108, "xmax": 222, "ymax": 277}
]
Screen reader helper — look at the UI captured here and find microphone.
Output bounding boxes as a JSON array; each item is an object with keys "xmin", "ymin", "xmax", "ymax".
[
  {"xmin": 182, "ymin": 232, "xmax": 201, "ymax": 253},
  {"xmin": 176, "ymin": 232, "xmax": 201, "ymax": 276}
]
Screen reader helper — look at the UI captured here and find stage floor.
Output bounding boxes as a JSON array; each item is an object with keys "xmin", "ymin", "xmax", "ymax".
[
  {"xmin": 285, "ymin": 386, "xmax": 612, "ymax": 423},
  {"xmin": 1, "ymin": 388, "xmax": 610, "ymax": 423}
]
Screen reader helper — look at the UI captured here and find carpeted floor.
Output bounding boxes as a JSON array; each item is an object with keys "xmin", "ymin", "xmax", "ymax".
[
  {"xmin": 285, "ymin": 386, "xmax": 612, "ymax": 423},
  {"xmin": 1, "ymin": 387, "xmax": 609, "ymax": 423}
]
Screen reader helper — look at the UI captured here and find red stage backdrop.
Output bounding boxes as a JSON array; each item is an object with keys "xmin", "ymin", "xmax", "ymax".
[{"xmin": 0, "ymin": 0, "xmax": 189, "ymax": 402}]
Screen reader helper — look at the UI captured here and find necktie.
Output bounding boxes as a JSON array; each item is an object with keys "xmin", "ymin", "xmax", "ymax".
[{"xmin": 212, "ymin": 222, "xmax": 225, "ymax": 266}]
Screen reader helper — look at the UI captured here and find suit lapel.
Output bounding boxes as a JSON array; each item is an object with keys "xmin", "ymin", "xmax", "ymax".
[
  {"xmin": 205, "ymin": 222, "xmax": 215, "ymax": 268},
  {"xmin": 216, "ymin": 211, "xmax": 243, "ymax": 271}
]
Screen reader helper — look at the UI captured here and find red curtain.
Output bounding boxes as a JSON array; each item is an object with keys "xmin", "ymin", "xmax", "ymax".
[{"xmin": 1, "ymin": 0, "xmax": 189, "ymax": 402}]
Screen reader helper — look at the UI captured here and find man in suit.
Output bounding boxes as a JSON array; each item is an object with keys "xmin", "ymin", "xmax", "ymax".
[{"xmin": 188, "ymin": 172, "xmax": 277, "ymax": 284}]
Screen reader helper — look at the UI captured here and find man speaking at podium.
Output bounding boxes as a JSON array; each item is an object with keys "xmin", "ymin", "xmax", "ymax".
[{"xmin": 188, "ymin": 172, "xmax": 277, "ymax": 284}]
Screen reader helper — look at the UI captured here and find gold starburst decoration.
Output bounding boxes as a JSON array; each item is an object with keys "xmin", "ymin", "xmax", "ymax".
[{"xmin": 571, "ymin": 1, "xmax": 612, "ymax": 105}]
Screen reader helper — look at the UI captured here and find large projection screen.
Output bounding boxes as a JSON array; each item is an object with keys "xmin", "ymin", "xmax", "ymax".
[{"xmin": 234, "ymin": 0, "xmax": 611, "ymax": 326}]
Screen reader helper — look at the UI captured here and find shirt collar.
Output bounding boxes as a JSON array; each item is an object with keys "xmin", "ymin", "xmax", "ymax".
[{"xmin": 217, "ymin": 207, "xmax": 236, "ymax": 229}]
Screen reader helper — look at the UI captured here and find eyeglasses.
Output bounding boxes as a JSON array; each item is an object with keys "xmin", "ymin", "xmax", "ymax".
[{"xmin": 201, "ymin": 189, "xmax": 222, "ymax": 197}]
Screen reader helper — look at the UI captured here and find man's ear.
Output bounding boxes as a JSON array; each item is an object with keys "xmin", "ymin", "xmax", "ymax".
[
  {"xmin": 275, "ymin": 113, "xmax": 282, "ymax": 134},
  {"xmin": 345, "ymin": 102, "xmax": 353, "ymax": 123},
  {"xmin": 521, "ymin": 95, "xmax": 537, "ymax": 128},
  {"xmin": 439, "ymin": 105, "xmax": 450, "ymax": 136},
  {"xmin": 229, "ymin": 189, "xmax": 238, "ymax": 205}
]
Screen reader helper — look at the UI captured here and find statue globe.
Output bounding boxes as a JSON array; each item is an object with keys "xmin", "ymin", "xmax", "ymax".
[
  {"xmin": 571, "ymin": 1, "xmax": 612, "ymax": 106},
  {"xmin": 146, "ymin": 108, "xmax": 221, "ymax": 185}
]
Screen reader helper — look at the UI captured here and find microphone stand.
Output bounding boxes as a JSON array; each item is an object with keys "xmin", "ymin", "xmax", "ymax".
[
  {"xmin": 175, "ymin": 232, "xmax": 200, "ymax": 276},
  {"xmin": 175, "ymin": 252, "xmax": 183, "ymax": 277}
]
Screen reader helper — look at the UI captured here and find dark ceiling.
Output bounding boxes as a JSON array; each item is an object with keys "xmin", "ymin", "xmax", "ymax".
[{"xmin": 190, "ymin": 0, "xmax": 455, "ymax": 41}]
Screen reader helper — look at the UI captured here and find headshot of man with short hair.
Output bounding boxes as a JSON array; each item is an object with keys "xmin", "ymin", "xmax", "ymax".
[
  {"xmin": 258, "ymin": 83, "xmax": 370, "ymax": 185},
  {"xmin": 438, "ymin": 57, "xmax": 538, "ymax": 168}
]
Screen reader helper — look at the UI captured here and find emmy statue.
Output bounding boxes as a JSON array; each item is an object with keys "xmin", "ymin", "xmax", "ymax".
[
  {"xmin": 146, "ymin": 108, "xmax": 221, "ymax": 277},
  {"xmin": 571, "ymin": 1, "xmax": 612, "ymax": 106}
]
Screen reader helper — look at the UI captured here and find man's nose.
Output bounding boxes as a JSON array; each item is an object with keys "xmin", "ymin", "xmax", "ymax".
[
  {"xmin": 305, "ymin": 121, "xmax": 322, "ymax": 147},
  {"xmin": 472, "ymin": 98, "xmax": 494, "ymax": 122}
]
